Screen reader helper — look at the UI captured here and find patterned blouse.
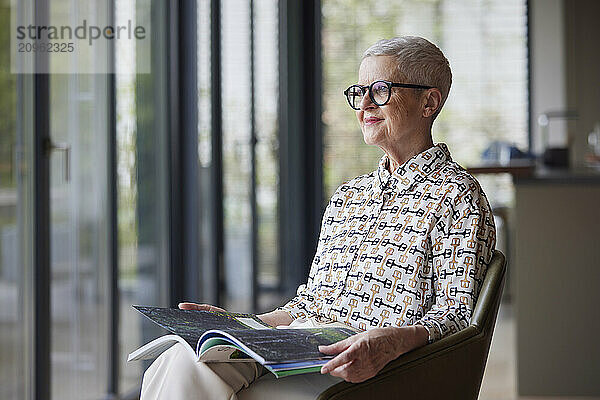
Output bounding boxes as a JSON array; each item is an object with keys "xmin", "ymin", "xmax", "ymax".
[{"xmin": 279, "ymin": 143, "xmax": 496, "ymax": 342}]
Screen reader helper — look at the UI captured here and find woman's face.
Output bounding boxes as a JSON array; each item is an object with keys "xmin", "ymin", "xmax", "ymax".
[{"xmin": 356, "ymin": 56, "xmax": 426, "ymax": 152}]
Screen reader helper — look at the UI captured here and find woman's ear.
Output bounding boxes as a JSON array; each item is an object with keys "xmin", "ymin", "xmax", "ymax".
[{"xmin": 422, "ymin": 88, "xmax": 442, "ymax": 118}]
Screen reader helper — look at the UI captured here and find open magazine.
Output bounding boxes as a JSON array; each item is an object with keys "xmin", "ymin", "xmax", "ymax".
[{"xmin": 127, "ymin": 306, "xmax": 356, "ymax": 378}]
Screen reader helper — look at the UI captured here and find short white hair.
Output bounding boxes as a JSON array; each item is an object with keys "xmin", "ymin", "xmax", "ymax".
[{"xmin": 363, "ymin": 36, "xmax": 452, "ymax": 119}]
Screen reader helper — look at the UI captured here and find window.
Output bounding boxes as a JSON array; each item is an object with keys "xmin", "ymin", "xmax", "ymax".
[
  {"xmin": 1, "ymin": 1, "xmax": 348, "ymax": 398},
  {"xmin": 252, "ymin": 0, "xmax": 280, "ymax": 310},
  {"xmin": 198, "ymin": 0, "xmax": 281, "ymax": 313},
  {"xmin": 322, "ymin": 0, "xmax": 529, "ymax": 207},
  {"xmin": 0, "ymin": 2, "xmax": 30, "ymax": 399},
  {"xmin": 116, "ymin": 1, "xmax": 170, "ymax": 396}
]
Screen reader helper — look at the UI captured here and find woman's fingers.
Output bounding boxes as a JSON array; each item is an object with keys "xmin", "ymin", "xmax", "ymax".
[
  {"xmin": 318, "ymin": 336, "xmax": 354, "ymax": 355},
  {"xmin": 178, "ymin": 302, "xmax": 226, "ymax": 313},
  {"xmin": 328, "ymin": 360, "xmax": 354, "ymax": 377},
  {"xmin": 319, "ymin": 334, "xmax": 361, "ymax": 374},
  {"xmin": 320, "ymin": 345, "xmax": 356, "ymax": 374},
  {"xmin": 178, "ymin": 302, "xmax": 203, "ymax": 310}
]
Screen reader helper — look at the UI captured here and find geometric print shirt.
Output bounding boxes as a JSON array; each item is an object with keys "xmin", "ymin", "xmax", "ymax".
[{"xmin": 279, "ymin": 143, "xmax": 496, "ymax": 342}]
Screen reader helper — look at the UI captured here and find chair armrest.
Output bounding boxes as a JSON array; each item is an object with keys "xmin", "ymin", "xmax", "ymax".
[{"xmin": 317, "ymin": 326, "xmax": 485, "ymax": 400}]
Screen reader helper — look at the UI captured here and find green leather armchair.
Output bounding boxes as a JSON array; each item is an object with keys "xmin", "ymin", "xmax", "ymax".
[{"xmin": 316, "ymin": 249, "xmax": 506, "ymax": 400}]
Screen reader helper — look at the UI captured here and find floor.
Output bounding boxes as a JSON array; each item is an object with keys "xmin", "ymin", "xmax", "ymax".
[
  {"xmin": 478, "ymin": 302, "xmax": 599, "ymax": 400},
  {"xmin": 479, "ymin": 302, "xmax": 517, "ymax": 400}
]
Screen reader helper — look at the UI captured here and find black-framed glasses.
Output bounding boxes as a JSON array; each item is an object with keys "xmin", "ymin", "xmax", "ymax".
[{"xmin": 343, "ymin": 80, "xmax": 434, "ymax": 110}]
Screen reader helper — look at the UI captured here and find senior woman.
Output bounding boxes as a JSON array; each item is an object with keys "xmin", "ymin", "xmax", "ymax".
[{"xmin": 141, "ymin": 36, "xmax": 496, "ymax": 399}]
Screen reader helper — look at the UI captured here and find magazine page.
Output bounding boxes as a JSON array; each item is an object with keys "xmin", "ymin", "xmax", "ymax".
[
  {"xmin": 127, "ymin": 334, "xmax": 194, "ymax": 362},
  {"xmin": 197, "ymin": 337, "xmax": 254, "ymax": 362},
  {"xmin": 199, "ymin": 327, "xmax": 356, "ymax": 365},
  {"xmin": 133, "ymin": 306, "xmax": 272, "ymax": 351}
]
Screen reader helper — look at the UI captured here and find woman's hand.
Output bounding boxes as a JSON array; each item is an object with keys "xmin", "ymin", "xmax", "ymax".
[
  {"xmin": 318, "ymin": 325, "xmax": 428, "ymax": 383},
  {"xmin": 178, "ymin": 302, "xmax": 227, "ymax": 313},
  {"xmin": 256, "ymin": 310, "xmax": 293, "ymax": 328}
]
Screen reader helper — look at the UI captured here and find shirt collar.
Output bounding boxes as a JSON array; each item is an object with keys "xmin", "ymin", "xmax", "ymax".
[{"xmin": 376, "ymin": 143, "xmax": 452, "ymax": 193}]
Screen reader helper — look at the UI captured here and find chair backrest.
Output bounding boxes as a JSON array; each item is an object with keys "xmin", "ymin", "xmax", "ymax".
[
  {"xmin": 465, "ymin": 249, "xmax": 507, "ymax": 398},
  {"xmin": 471, "ymin": 249, "xmax": 506, "ymax": 334}
]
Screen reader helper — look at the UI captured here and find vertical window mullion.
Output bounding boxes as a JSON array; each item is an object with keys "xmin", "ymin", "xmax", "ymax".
[
  {"xmin": 249, "ymin": 0, "xmax": 258, "ymax": 312},
  {"xmin": 107, "ymin": 0, "xmax": 119, "ymax": 396},
  {"xmin": 33, "ymin": 1, "xmax": 51, "ymax": 398},
  {"xmin": 182, "ymin": 0, "xmax": 200, "ymax": 303},
  {"xmin": 168, "ymin": 1, "xmax": 183, "ymax": 306},
  {"xmin": 33, "ymin": 64, "xmax": 51, "ymax": 400},
  {"xmin": 210, "ymin": 0, "xmax": 224, "ymax": 306}
]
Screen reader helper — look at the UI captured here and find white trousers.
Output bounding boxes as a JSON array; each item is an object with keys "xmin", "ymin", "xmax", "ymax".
[{"xmin": 140, "ymin": 319, "xmax": 347, "ymax": 400}]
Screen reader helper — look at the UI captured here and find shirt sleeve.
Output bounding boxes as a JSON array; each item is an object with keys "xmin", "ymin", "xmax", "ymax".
[
  {"xmin": 277, "ymin": 200, "xmax": 334, "ymax": 320},
  {"xmin": 415, "ymin": 179, "xmax": 496, "ymax": 342}
]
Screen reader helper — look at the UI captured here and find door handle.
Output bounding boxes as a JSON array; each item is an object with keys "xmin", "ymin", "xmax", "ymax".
[{"xmin": 43, "ymin": 138, "xmax": 71, "ymax": 182}]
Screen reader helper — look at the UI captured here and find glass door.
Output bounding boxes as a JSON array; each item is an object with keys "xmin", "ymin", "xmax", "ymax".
[
  {"xmin": 46, "ymin": 2, "xmax": 112, "ymax": 399},
  {"xmin": 48, "ymin": 75, "xmax": 111, "ymax": 399}
]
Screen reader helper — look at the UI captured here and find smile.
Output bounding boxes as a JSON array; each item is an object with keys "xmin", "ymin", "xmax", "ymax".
[{"xmin": 364, "ymin": 117, "xmax": 383, "ymax": 125}]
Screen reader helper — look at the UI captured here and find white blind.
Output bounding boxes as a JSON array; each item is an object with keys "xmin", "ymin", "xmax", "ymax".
[{"xmin": 322, "ymin": 0, "xmax": 528, "ymax": 206}]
